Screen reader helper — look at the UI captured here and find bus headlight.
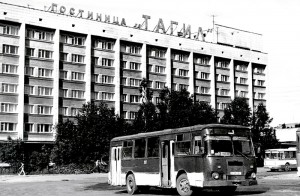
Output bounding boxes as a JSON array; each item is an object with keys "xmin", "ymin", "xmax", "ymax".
[
  {"xmin": 251, "ymin": 172, "xmax": 256, "ymax": 179},
  {"xmin": 212, "ymin": 172, "xmax": 220, "ymax": 180}
]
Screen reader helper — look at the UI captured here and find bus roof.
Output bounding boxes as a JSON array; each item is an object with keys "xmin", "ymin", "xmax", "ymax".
[
  {"xmin": 265, "ymin": 147, "xmax": 296, "ymax": 152},
  {"xmin": 111, "ymin": 124, "xmax": 249, "ymax": 142}
]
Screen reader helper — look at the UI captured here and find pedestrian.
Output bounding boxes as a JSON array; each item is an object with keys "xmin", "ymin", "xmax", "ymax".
[{"xmin": 18, "ymin": 162, "xmax": 25, "ymax": 176}]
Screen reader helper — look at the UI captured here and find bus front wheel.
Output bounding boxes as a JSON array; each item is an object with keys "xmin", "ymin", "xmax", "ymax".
[
  {"xmin": 126, "ymin": 174, "xmax": 138, "ymax": 195},
  {"xmin": 176, "ymin": 173, "xmax": 193, "ymax": 196}
]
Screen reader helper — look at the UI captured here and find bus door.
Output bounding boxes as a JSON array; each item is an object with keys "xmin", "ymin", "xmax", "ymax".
[
  {"xmin": 111, "ymin": 146, "xmax": 122, "ymax": 185},
  {"xmin": 161, "ymin": 140, "xmax": 174, "ymax": 187}
]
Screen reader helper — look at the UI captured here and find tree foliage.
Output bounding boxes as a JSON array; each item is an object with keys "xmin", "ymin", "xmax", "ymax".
[
  {"xmin": 221, "ymin": 97, "xmax": 251, "ymax": 126},
  {"xmin": 52, "ymin": 102, "xmax": 129, "ymax": 165},
  {"xmin": 0, "ymin": 136, "xmax": 24, "ymax": 168}
]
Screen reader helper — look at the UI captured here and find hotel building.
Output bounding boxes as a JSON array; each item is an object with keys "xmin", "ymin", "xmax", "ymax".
[{"xmin": 0, "ymin": 2, "xmax": 267, "ymax": 143}]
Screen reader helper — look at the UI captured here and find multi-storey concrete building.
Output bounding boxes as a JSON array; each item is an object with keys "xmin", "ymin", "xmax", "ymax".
[{"xmin": 0, "ymin": 2, "xmax": 267, "ymax": 143}]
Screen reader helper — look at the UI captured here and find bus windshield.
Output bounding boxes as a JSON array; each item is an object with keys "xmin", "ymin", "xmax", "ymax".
[{"xmin": 205, "ymin": 136, "xmax": 254, "ymax": 157}]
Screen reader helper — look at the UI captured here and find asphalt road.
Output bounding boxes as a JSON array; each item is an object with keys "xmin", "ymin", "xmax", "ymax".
[{"xmin": 0, "ymin": 168, "xmax": 300, "ymax": 196}]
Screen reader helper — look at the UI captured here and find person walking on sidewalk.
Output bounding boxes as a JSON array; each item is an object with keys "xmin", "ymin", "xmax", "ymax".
[{"xmin": 18, "ymin": 162, "xmax": 25, "ymax": 176}]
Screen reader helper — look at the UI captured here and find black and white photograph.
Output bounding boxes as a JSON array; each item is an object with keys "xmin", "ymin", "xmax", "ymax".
[{"xmin": 0, "ymin": 0, "xmax": 300, "ymax": 195}]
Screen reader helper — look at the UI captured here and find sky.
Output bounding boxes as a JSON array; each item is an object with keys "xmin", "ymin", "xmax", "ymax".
[{"xmin": 2, "ymin": 0, "xmax": 300, "ymax": 127}]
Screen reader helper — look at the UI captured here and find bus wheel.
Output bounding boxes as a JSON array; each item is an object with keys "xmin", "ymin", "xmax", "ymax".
[
  {"xmin": 285, "ymin": 163, "xmax": 291, "ymax": 171},
  {"xmin": 176, "ymin": 173, "xmax": 193, "ymax": 196},
  {"xmin": 126, "ymin": 174, "xmax": 138, "ymax": 195}
]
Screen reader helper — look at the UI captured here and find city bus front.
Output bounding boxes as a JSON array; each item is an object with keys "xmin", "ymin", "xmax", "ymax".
[{"xmin": 202, "ymin": 128, "xmax": 257, "ymax": 189}]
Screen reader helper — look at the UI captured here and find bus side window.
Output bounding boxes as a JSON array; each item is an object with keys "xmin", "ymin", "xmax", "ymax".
[
  {"xmin": 194, "ymin": 136, "xmax": 202, "ymax": 154},
  {"xmin": 147, "ymin": 137, "xmax": 159, "ymax": 157},
  {"xmin": 134, "ymin": 139, "xmax": 146, "ymax": 158},
  {"xmin": 123, "ymin": 140, "xmax": 133, "ymax": 159}
]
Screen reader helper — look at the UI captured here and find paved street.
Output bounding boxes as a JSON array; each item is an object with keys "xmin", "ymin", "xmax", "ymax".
[{"xmin": 0, "ymin": 168, "xmax": 300, "ymax": 196}]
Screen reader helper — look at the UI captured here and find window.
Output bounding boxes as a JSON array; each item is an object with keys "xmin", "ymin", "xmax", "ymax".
[
  {"xmin": 123, "ymin": 140, "xmax": 133, "ymax": 159},
  {"xmin": 2, "ymin": 64, "xmax": 18, "ymax": 74},
  {"xmin": 60, "ymin": 71, "xmax": 68, "ymax": 79},
  {"xmin": 25, "ymin": 67, "xmax": 34, "ymax": 76},
  {"xmin": 71, "ymin": 54, "xmax": 85, "ymax": 63},
  {"xmin": 240, "ymin": 77, "xmax": 247, "ymax": 84},
  {"xmin": 102, "ymin": 75, "xmax": 114, "ymax": 84},
  {"xmin": 25, "ymin": 105, "xmax": 34, "ymax": 114},
  {"xmin": 175, "ymin": 134, "xmax": 191, "ymax": 155},
  {"xmin": 121, "ymin": 77, "xmax": 127, "ymax": 85},
  {"xmin": 193, "ymin": 136, "xmax": 203, "ymax": 154},
  {"xmin": 121, "ymin": 61, "xmax": 127, "ymax": 69},
  {"xmin": 94, "ymin": 40, "xmax": 114, "ymax": 50},
  {"xmin": 25, "ymin": 123, "xmax": 34, "ymax": 132},
  {"xmin": 154, "ymin": 65, "xmax": 165, "ymax": 74},
  {"xmin": 1, "ymin": 103, "xmax": 17, "ymax": 113},
  {"xmin": 38, "ymin": 31, "xmax": 53, "ymax": 41},
  {"xmin": 129, "ymin": 78, "xmax": 141, "ymax": 87},
  {"xmin": 3, "ymin": 45, "xmax": 18, "ymax": 55},
  {"xmin": 240, "ymin": 91, "xmax": 248, "ymax": 97},
  {"xmin": 155, "ymin": 97, "xmax": 161, "ymax": 104},
  {"xmin": 0, "ymin": 122, "xmax": 17, "ymax": 132},
  {"xmin": 1, "ymin": 25, "xmax": 19, "ymax": 35},
  {"xmin": 101, "ymin": 92, "xmax": 114, "ymax": 101},
  {"xmin": 121, "ymin": 94, "xmax": 127, "ymax": 102},
  {"xmin": 172, "ymin": 83, "xmax": 177, "ymax": 91},
  {"xmin": 220, "ymin": 75, "xmax": 229, "ymax": 82},
  {"xmin": 37, "ymin": 124, "xmax": 52, "ymax": 132},
  {"xmin": 71, "ymin": 108, "xmax": 80, "ymax": 116},
  {"xmin": 257, "ymin": 80, "xmax": 265, "ymax": 86},
  {"xmin": 217, "ymin": 61, "xmax": 229, "ymax": 68},
  {"xmin": 236, "ymin": 65, "xmax": 247, "ymax": 71},
  {"xmin": 102, "ymin": 58, "xmax": 114, "ymax": 67},
  {"xmin": 129, "ymin": 62, "xmax": 141, "ymax": 70},
  {"xmin": 219, "ymin": 89, "xmax": 230, "ymax": 96},
  {"xmin": 123, "ymin": 45, "xmax": 141, "ymax": 54},
  {"xmin": 134, "ymin": 139, "xmax": 146, "ymax": 158},
  {"xmin": 71, "ymin": 90, "xmax": 85, "ymax": 99},
  {"xmin": 217, "ymin": 102, "xmax": 229, "ymax": 110},
  {"xmin": 195, "ymin": 56, "xmax": 210, "ymax": 65},
  {"xmin": 173, "ymin": 53, "xmax": 188, "ymax": 62},
  {"xmin": 200, "ymin": 72, "xmax": 209, "ymax": 80},
  {"xmin": 39, "ymin": 68, "xmax": 52, "ymax": 78},
  {"xmin": 258, "ymin": 93, "xmax": 265, "ymax": 99},
  {"xmin": 26, "ymin": 48, "xmax": 35, "ymax": 57},
  {"xmin": 93, "ymin": 57, "xmax": 99, "ymax": 65},
  {"xmin": 148, "ymin": 48, "xmax": 166, "ymax": 58},
  {"xmin": 201, "ymin": 87, "xmax": 209, "ymax": 94},
  {"xmin": 2, "ymin": 83, "xmax": 17, "ymax": 93},
  {"xmin": 71, "ymin": 72, "xmax": 84, "ymax": 81},
  {"xmin": 62, "ymin": 35, "xmax": 85, "ymax": 46},
  {"xmin": 60, "ymin": 107, "xmax": 69, "ymax": 116},
  {"xmin": 25, "ymin": 85, "xmax": 35, "ymax": 95},
  {"xmin": 129, "ymin": 111, "xmax": 138, "ymax": 119},
  {"xmin": 38, "ymin": 87, "xmax": 53, "ymax": 96},
  {"xmin": 130, "ymin": 95, "xmax": 140, "ymax": 103},
  {"xmin": 147, "ymin": 137, "xmax": 159, "ymax": 157},
  {"xmin": 254, "ymin": 67, "xmax": 264, "ymax": 74},
  {"xmin": 62, "ymin": 89, "xmax": 69, "ymax": 97},
  {"xmin": 122, "ymin": 111, "xmax": 128, "ymax": 119},
  {"xmin": 155, "ymin": 81, "xmax": 165, "ymax": 89},
  {"xmin": 179, "ymin": 69, "xmax": 188, "ymax": 77},
  {"xmin": 172, "ymin": 68, "xmax": 177, "ymax": 75},
  {"xmin": 38, "ymin": 105, "xmax": 52, "ymax": 115},
  {"xmin": 179, "ymin": 84, "xmax": 188, "ymax": 91},
  {"xmin": 38, "ymin": 49, "xmax": 53, "ymax": 59}
]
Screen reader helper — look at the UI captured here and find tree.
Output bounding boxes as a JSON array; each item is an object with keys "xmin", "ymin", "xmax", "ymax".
[
  {"xmin": 252, "ymin": 102, "xmax": 273, "ymax": 143},
  {"xmin": 221, "ymin": 97, "xmax": 251, "ymax": 126},
  {"xmin": 52, "ymin": 102, "xmax": 129, "ymax": 165},
  {"xmin": 0, "ymin": 136, "xmax": 25, "ymax": 169},
  {"xmin": 189, "ymin": 101, "xmax": 218, "ymax": 125}
]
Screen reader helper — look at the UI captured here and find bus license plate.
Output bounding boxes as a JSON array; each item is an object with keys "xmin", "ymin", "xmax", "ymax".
[{"xmin": 230, "ymin": 172, "xmax": 242, "ymax": 175}]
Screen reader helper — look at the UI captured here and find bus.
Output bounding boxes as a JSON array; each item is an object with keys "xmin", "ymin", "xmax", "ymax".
[
  {"xmin": 264, "ymin": 147, "xmax": 297, "ymax": 172},
  {"xmin": 108, "ymin": 124, "xmax": 257, "ymax": 196},
  {"xmin": 296, "ymin": 129, "xmax": 300, "ymax": 176}
]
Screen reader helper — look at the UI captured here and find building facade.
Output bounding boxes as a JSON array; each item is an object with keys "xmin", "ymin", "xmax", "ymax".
[{"xmin": 0, "ymin": 2, "xmax": 267, "ymax": 143}]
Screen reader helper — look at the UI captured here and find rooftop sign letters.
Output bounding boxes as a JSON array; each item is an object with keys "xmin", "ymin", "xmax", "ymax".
[{"xmin": 46, "ymin": 3, "xmax": 205, "ymax": 41}]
